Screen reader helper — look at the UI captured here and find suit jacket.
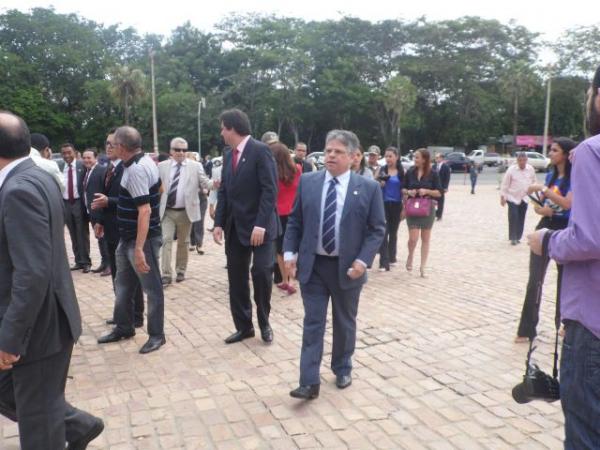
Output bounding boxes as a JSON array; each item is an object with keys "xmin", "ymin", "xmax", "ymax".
[
  {"xmin": 83, "ymin": 163, "xmax": 107, "ymax": 224},
  {"xmin": 283, "ymin": 170, "xmax": 386, "ymax": 290},
  {"xmin": 158, "ymin": 159, "xmax": 212, "ymax": 223},
  {"xmin": 215, "ymin": 137, "xmax": 279, "ymax": 245},
  {"xmin": 435, "ymin": 162, "xmax": 451, "ymax": 190},
  {"xmin": 0, "ymin": 159, "xmax": 81, "ymax": 363},
  {"xmin": 99, "ymin": 161, "xmax": 124, "ymax": 244}
]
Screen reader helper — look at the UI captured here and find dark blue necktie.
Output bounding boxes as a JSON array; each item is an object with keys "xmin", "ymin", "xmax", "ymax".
[{"xmin": 322, "ymin": 177, "xmax": 338, "ymax": 254}]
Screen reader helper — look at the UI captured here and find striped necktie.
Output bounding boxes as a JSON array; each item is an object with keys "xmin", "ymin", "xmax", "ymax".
[
  {"xmin": 321, "ymin": 177, "xmax": 338, "ymax": 254},
  {"xmin": 166, "ymin": 163, "xmax": 182, "ymax": 207}
]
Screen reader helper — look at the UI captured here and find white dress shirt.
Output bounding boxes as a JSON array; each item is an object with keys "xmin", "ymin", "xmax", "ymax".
[
  {"xmin": 62, "ymin": 161, "xmax": 80, "ymax": 200},
  {"xmin": 500, "ymin": 164, "xmax": 537, "ymax": 204},
  {"xmin": 169, "ymin": 159, "xmax": 187, "ymax": 208},
  {"xmin": 0, "ymin": 157, "xmax": 29, "ymax": 190}
]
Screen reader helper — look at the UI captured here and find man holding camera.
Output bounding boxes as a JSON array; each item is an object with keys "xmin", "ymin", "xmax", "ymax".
[{"xmin": 529, "ymin": 65, "xmax": 600, "ymax": 448}]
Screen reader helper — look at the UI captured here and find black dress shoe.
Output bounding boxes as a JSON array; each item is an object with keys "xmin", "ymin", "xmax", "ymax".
[
  {"xmin": 70, "ymin": 264, "xmax": 84, "ymax": 271},
  {"xmin": 175, "ymin": 272, "xmax": 185, "ymax": 283},
  {"xmin": 82, "ymin": 265, "xmax": 91, "ymax": 274},
  {"xmin": 261, "ymin": 326, "xmax": 273, "ymax": 343},
  {"xmin": 91, "ymin": 265, "xmax": 106, "ymax": 273},
  {"xmin": 134, "ymin": 320, "xmax": 144, "ymax": 328},
  {"xmin": 336, "ymin": 374, "xmax": 352, "ymax": 389},
  {"xmin": 290, "ymin": 384, "xmax": 320, "ymax": 400},
  {"xmin": 97, "ymin": 329, "xmax": 135, "ymax": 344},
  {"xmin": 100, "ymin": 267, "xmax": 112, "ymax": 277},
  {"xmin": 224, "ymin": 328, "xmax": 255, "ymax": 344},
  {"xmin": 161, "ymin": 276, "xmax": 172, "ymax": 286},
  {"xmin": 105, "ymin": 319, "xmax": 115, "ymax": 325},
  {"xmin": 139, "ymin": 336, "xmax": 166, "ymax": 354},
  {"xmin": 67, "ymin": 416, "xmax": 104, "ymax": 450}
]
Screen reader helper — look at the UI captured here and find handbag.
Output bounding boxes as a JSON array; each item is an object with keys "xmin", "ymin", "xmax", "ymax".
[{"xmin": 405, "ymin": 197, "xmax": 432, "ymax": 217}]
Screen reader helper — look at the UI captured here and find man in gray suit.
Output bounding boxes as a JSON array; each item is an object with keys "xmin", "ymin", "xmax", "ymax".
[
  {"xmin": 284, "ymin": 130, "xmax": 385, "ymax": 400},
  {"xmin": 0, "ymin": 111, "xmax": 103, "ymax": 449}
]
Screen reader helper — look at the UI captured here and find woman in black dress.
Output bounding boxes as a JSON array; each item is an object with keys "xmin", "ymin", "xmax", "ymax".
[{"xmin": 403, "ymin": 148, "xmax": 442, "ymax": 277}]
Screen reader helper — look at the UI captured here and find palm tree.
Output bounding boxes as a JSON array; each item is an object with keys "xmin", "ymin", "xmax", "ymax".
[
  {"xmin": 499, "ymin": 60, "xmax": 538, "ymax": 140},
  {"xmin": 109, "ymin": 66, "xmax": 147, "ymax": 125}
]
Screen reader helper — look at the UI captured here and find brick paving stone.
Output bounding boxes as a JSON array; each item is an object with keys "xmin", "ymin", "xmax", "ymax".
[{"xmin": 0, "ymin": 182, "xmax": 569, "ymax": 448}]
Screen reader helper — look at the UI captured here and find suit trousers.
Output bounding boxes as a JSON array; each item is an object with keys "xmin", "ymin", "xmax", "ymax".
[
  {"xmin": 63, "ymin": 199, "xmax": 91, "ymax": 266},
  {"xmin": 0, "ymin": 343, "xmax": 98, "ymax": 450},
  {"xmin": 507, "ymin": 201, "xmax": 528, "ymax": 241},
  {"xmin": 106, "ymin": 238, "xmax": 144, "ymax": 324},
  {"xmin": 299, "ymin": 255, "xmax": 362, "ymax": 386},
  {"xmin": 114, "ymin": 237, "xmax": 164, "ymax": 337},
  {"xmin": 98, "ymin": 236, "xmax": 109, "ymax": 267},
  {"xmin": 379, "ymin": 201, "xmax": 402, "ymax": 269},
  {"xmin": 436, "ymin": 193, "xmax": 445, "ymax": 219},
  {"xmin": 161, "ymin": 208, "xmax": 192, "ymax": 278},
  {"xmin": 225, "ymin": 223, "xmax": 274, "ymax": 331},
  {"xmin": 190, "ymin": 194, "xmax": 208, "ymax": 248}
]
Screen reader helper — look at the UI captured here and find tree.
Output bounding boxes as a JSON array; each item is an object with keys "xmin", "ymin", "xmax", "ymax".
[
  {"xmin": 381, "ymin": 76, "xmax": 417, "ymax": 151},
  {"xmin": 499, "ymin": 60, "xmax": 539, "ymax": 139},
  {"xmin": 109, "ymin": 66, "xmax": 147, "ymax": 125}
]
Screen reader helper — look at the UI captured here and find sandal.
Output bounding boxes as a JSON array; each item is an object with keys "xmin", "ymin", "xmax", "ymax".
[{"xmin": 276, "ymin": 283, "xmax": 289, "ymax": 291}]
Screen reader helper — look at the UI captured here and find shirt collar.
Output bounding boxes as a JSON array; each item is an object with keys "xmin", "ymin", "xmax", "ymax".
[
  {"xmin": 236, "ymin": 135, "xmax": 251, "ymax": 155},
  {"xmin": 171, "ymin": 159, "xmax": 186, "ymax": 167},
  {"xmin": 0, "ymin": 156, "xmax": 30, "ymax": 190},
  {"xmin": 325, "ymin": 169, "xmax": 351, "ymax": 187}
]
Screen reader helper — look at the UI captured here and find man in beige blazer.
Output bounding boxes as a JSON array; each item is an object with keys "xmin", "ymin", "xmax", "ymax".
[{"xmin": 159, "ymin": 137, "xmax": 212, "ymax": 285}]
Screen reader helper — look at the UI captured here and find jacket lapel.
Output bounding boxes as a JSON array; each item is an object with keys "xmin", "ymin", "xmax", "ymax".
[{"xmin": 341, "ymin": 172, "xmax": 360, "ymax": 222}]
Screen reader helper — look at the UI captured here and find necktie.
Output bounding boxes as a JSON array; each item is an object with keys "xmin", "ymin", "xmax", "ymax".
[
  {"xmin": 322, "ymin": 177, "xmax": 338, "ymax": 254},
  {"xmin": 67, "ymin": 164, "xmax": 74, "ymax": 204},
  {"xmin": 166, "ymin": 163, "xmax": 182, "ymax": 207},
  {"xmin": 83, "ymin": 168, "xmax": 91, "ymax": 191},
  {"xmin": 232, "ymin": 148, "xmax": 240, "ymax": 173},
  {"xmin": 105, "ymin": 162, "xmax": 115, "ymax": 189}
]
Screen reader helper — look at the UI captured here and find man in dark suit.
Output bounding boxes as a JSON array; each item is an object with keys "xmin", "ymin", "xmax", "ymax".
[
  {"xmin": 0, "ymin": 111, "xmax": 103, "ymax": 449},
  {"xmin": 92, "ymin": 130, "xmax": 145, "ymax": 331},
  {"xmin": 434, "ymin": 153, "xmax": 451, "ymax": 220},
  {"xmin": 82, "ymin": 148, "xmax": 110, "ymax": 274},
  {"xmin": 284, "ymin": 130, "xmax": 385, "ymax": 400},
  {"xmin": 213, "ymin": 109, "xmax": 279, "ymax": 344},
  {"xmin": 61, "ymin": 142, "xmax": 92, "ymax": 272}
]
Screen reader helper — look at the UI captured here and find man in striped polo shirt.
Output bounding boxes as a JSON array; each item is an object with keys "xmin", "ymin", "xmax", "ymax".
[{"xmin": 97, "ymin": 126, "xmax": 166, "ymax": 354}]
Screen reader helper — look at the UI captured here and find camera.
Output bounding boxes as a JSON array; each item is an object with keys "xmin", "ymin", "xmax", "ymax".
[
  {"xmin": 512, "ymin": 363, "xmax": 560, "ymax": 404},
  {"xmin": 378, "ymin": 174, "xmax": 390, "ymax": 182}
]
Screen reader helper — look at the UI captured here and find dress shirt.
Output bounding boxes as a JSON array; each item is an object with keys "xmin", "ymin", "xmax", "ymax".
[
  {"xmin": 547, "ymin": 135, "xmax": 600, "ymax": 338},
  {"xmin": 0, "ymin": 157, "xmax": 30, "ymax": 190},
  {"xmin": 169, "ymin": 159, "xmax": 187, "ymax": 209},
  {"xmin": 316, "ymin": 170, "xmax": 351, "ymax": 256},
  {"xmin": 500, "ymin": 164, "xmax": 536, "ymax": 204},
  {"xmin": 62, "ymin": 162, "xmax": 80, "ymax": 200},
  {"xmin": 83, "ymin": 163, "xmax": 98, "ymax": 213},
  {"xmin": 235, "ymin": 135, "xmax": 251, "ymax": 161}
]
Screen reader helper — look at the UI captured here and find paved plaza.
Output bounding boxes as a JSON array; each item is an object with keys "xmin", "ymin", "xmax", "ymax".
[{"xmin": 0, "ymin": 176, "xmax": 565, "ymax": 449}]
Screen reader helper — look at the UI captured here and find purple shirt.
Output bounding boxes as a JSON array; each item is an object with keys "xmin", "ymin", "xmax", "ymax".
[{"xmin": 549, "ymin": 134, "xmax": 600, "ymax": 338}]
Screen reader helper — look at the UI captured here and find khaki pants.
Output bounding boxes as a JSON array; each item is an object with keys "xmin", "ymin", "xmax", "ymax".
[{"xmin": 161, "ymin": 208, "xmax": 192, "ymax": 278}]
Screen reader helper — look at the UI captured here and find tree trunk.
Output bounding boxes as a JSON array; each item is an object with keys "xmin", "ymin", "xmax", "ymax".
[
  {"xmin": 124, "ymin": 85, "xmax": 130, "ymax": 125},
  {"xmin": 512, "ymin": 92, "xmax": 519, "ymax": 142}
]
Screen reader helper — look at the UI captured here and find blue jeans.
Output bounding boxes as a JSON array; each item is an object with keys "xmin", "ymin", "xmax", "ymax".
[
  {"xmin": 561, "ymin": 320, "xmax": 600, "ymax": 449},
  {"xmin": 114, "ymin": 237, "xmax": 164, "ymax": 337}
]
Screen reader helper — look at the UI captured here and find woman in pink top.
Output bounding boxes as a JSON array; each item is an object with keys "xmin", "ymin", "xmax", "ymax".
[{"xmin": 271, "ymin": 143, "xmax": 302, "ymax": 295}]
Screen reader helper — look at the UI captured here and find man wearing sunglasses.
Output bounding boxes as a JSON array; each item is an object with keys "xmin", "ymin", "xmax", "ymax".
[{"xmin": 158, "ymin": 137, "xmax": 212, "ymax": 285}]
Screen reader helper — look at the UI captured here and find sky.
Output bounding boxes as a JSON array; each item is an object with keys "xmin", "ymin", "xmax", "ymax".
[{"xmin": 1, "ymin": 0, "xmax": 597, "ymax": 44}]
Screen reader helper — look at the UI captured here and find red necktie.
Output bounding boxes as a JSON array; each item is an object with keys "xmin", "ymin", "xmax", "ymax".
[
  {"xmin": 105, "ymin": 162, "xmax": 115, "ymax": 189},
  {"xmin": 68, "ymin": 164, "xmax": 75, "ymax": 204},
  {"xmin": 232, "ymin": 148, "xmax": 240, "ymax": 173}
]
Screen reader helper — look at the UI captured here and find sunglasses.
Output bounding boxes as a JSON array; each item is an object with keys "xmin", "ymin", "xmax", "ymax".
[{"xmin": 172, "ymin": 148, "xmax": 187, "ymax": 153}]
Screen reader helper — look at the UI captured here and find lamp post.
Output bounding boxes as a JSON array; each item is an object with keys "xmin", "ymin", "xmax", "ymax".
[
  {"xmin": 541, "ymin": 67, "xmax": 553, "ymax": 157},
  {"xmin": 198, "ymin": 97, "xmax": 206, "ymax": 157},
  {"xmin": 150, "ymin": 49, "xmax": 158, "ymax": 154}
]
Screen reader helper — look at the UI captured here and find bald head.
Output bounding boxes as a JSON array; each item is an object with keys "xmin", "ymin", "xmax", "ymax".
[{"xmin": 0, "ymin": 111, "xmax": 31, "ymax": 160}]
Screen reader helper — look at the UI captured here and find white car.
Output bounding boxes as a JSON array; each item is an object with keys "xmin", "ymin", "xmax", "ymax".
[
  {"xmin": 378, "ymin": 156, "xmax": 414, "ymax": 172},
  {"xmin": 498, "ymin": 151, "xmax": 551, "ymax": 173}
]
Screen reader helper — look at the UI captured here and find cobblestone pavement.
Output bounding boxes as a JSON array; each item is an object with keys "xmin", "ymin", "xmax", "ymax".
[{"xmin": 1, "ymin": 180, "xmax": 565, "ymax": 449}]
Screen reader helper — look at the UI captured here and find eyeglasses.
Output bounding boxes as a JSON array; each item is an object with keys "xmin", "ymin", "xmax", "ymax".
[
  {"xmin": 171, "ymin": 148, "xmax": 187, "ymax": 152},
  {"xmin": 105, "ymin": 142, "xmax": 114, "ymax": 147}
]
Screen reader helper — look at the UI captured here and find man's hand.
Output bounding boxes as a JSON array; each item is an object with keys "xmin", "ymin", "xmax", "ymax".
[
  {"xmin": 528, "ymin": 229, "xmax": 547, "ymax": 256},
  {"xmin": 500, "ymin": 196, "xmax": 506, "ymax": 207},
  {"xmin": 213, "ymin": 180, "xmax": 221, "ymax": 189},
  {"xmin": 347, "ymin": 260, "xmax": 366, "ymax": 280},
  {"xmin": 91, "ymin": 193, "xmax": 108, "ymax": 210},
  {"xmin": 250, "ymin": 227, "xmax": 265, "ymax": 246},
  {"xmin": 285, "ymin": 260, "xmax": 297, "ymax": 280},
  {"xmin": 213, "ymin": 226, "xmax": 223, "ymax": 245},
  {"xmin": 0, "ymin": 351, "xmax": 19, "ymax": 371},
  {"xmin": 134, "ymin": 248, "xmax": 150, "ymax": 273},
  {"xmin": 94, "ymin": 223, "xmax": 104, "ymax": 238}
]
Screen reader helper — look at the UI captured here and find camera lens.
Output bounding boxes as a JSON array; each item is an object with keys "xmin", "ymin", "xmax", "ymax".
[{"xmin": 512, "ymin": 382, "xmax": 531, "ymax": 404}]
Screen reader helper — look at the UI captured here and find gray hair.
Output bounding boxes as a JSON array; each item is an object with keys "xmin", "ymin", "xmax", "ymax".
[
  {"xmin": 325, "ymin": 130, "xmax": 360, "ymax": 154},
  {"xmin": 516, "ymin": 151, "xmax": 528, "ymax": 158},
  {"xmin": 114, "ymin": 126, "xmax": 142, "ymax": 152},
  {"xmin": 261, "ymin": 131, "xmax": 279, "ymax": 145},
  {"xmin": 170, "ymin": 137, "xmax": 188, "ymax": 149}
]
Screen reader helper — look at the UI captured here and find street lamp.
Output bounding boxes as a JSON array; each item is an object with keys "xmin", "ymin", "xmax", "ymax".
[
  {"xmin": 198, "ymin": 97, "xmax": 206, "ymax": 157},
  {"xmin": 150, "ymin": 49, "xmax": 159, "ymax": 154},
  {"xmin": 541, "ymin": 66, "xmax": 554, "ymax": 157}
]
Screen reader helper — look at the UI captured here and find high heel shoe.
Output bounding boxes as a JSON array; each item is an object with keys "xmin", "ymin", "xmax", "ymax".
[
  {"xmin": 405, "ymin": 260, "xmax": 413, "ymax": 272},
  {"xmin": 420, "ymin": 267, "xmax": 427, "ymax": 278}
]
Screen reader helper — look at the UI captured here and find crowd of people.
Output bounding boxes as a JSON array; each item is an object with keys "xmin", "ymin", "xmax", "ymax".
[{"xmin": 0, "ymin": 64, "xmax": 599, "ymax": 448}]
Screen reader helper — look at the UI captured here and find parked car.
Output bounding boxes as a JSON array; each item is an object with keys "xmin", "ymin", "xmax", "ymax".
[
  {"xmin": 498, "ymin": 151, "xmax": 550, "ymax": 173},
  {"xmin": 468, "ymin": 149, "xmax": 502, "ymax": 167},
  {"xmin": 306, "ymin": 151, "xmax": 325, "ymax": 170},
  {"xmin": 443, "ymin": 152, "xmax": 470, "ymax": 172}
]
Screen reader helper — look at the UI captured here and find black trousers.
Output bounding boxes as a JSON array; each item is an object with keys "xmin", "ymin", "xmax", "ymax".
[
  {"xmin": 0, "ymin": 343, "xmax": 98, "ymax": 450},
  {"xmin": 107, "ymin": 237, "xmax": 144, "ymax": 324},
  {"xmin": 225, "ymin": 224, "xmax": 274, "ymax": 331},
  {"xmin": 379, "ymin": 201, "xmax": 402, "ymax": 269},
  {"xmin": 98, "ymin": 236, "xmax": 109, "ymax": 267},
  {"xmin": 63, "ymin": 200, "xmax": 91, "ymax": 266},
  {"xmin": 436, "ymin": 193, "xmax": 445, "ymax": 219},
  {"xmin": 190, "ymin": 194, "xmax": 208, "ymax": 247},
  {"xmin": 507, "ymin": 201, "xmax": 528, "ymax": 241}
]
